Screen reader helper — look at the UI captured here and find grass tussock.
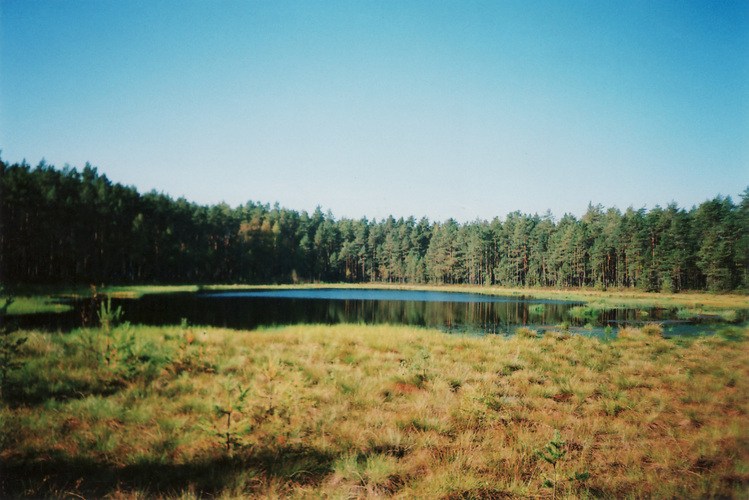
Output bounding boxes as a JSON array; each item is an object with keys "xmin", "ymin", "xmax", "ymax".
[{"xmin": 2, "ymin": 323, "xmax": 749, "ymax": 499}]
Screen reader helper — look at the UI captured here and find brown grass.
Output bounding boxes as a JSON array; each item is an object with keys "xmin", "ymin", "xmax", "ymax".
[{"xmin": 1, "ymin": 323, "xmax": 748, "ymax": 498}]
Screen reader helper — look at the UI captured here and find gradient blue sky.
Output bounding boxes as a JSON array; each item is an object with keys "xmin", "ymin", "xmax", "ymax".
[{"xmin": 2, "ymin": 1, "xmax": 748, "ymax": 222}]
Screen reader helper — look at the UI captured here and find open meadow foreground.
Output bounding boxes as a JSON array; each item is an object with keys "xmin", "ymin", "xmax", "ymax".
[{"xmin": 2, "ymin": 319, "xmax": 748, "ymax": 499}]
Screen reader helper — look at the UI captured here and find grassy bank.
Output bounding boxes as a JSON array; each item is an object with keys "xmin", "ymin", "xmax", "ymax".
[
  {"xmin": 2, "ymin": 322, "xmax": 748, "ymax": 499},
  {"xmin": 2, "ymin": 283, "xmax": 746, "ymax": 316},
  {"xmin": 206, "ymin": 283, "xmax": 749, "ymax": 310},
  {"xmin": 1, "ymin": 296, "xmax": 73, "ymax": 315}
]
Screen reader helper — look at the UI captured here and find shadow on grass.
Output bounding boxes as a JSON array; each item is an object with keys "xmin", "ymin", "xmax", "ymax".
[
  {"xmin": 2, "ymin": 445, "xmax": 337, "ymax": 498},
  {"xmin": 2, "ymin": 372, "xmax": 127, "ymax": 406}
]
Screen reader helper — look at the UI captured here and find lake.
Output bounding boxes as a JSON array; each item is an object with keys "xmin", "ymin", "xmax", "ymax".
[{"xmin": 10, "ymin": 288, "xmax": 745, "ymax": 337}]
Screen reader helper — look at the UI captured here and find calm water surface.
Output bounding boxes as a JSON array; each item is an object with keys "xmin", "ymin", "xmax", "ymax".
[{"xmin": 12, "ymin": 288, "xmax": 746, "ymax": 337}]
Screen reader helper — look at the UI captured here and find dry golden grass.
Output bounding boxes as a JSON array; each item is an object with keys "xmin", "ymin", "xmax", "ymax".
[{"xmin": 1, "ymin": 323, "xmax": 748, "ymax": 498}]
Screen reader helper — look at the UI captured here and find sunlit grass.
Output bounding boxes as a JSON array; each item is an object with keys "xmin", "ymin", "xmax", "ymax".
[
  {"xmin": 100, "ymin": 285, "xmax": 201, "ymax": 299},
  {"xmin": 2, "ymin": 296, "xmax": 73, "ymax": 315},
  {"xmin": 2, "ymin": 322, "xmax": 748, "ymax": 498}
]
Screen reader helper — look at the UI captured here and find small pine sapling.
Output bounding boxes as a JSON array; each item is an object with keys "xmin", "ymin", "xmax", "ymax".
[
  {"xmin": 536, "ymin": 429, "xmax": 566, "ymax": 500},
  {"xmin": 98, "ymin": 296, "xmax": 123, "ymax": 333},
  {"xmin": 212, "ymin": 381, "xmax": 250, "ymax": 454}
]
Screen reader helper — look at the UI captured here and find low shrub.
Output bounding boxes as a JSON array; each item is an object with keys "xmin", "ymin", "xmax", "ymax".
[
  {"xmin": 515, "ymin": 327, "xmax": 538, "ymax": 339},
  {"xmin": 641, "ymin": 323, "xmax": 664, "ymax": 337}
]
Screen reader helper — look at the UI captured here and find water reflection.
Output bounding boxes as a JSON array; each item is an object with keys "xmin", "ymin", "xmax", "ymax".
[{"xmin": 11, "ymin": 289, "xmax": 746, "ymax": 336}]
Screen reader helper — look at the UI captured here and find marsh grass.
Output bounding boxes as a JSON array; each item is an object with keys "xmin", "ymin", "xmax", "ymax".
[
  {"xmin": 2, "ymin": 296, "xmax": 73, "ymax": 315},
  {"xmin": 5, "ymin": 282, "xmax": 746, "ymax": 318},
  {"xmin": 514, "ymin": 327, "xmax": 538, "ymax": 339},
  {"xmin": 567, "ymin": 304, "xmax": 603, "ymax": 320},
  {"xmin": 2, "ymin": 323, "xmax": 748, "ymax": 499},
  {"xmin": 677, "ymin": 306, "xmax": 741, "ymax": 322},
  {"xmin": 101, "ymin": 285, "xmax": 202, "ymax": 299}
]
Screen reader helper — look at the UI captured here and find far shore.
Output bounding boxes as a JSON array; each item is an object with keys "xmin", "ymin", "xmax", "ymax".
[{"xmin": 3, "ymin": 282, "xmax": 746, "ymax": 315}]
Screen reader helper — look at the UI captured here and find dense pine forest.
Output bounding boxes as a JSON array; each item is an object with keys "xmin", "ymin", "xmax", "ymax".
[{"xmin": 1, "ymin": 159, "xmax": 747, "ymax": 291}]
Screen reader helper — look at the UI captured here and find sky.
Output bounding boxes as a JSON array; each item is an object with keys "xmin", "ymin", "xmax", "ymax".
[{"xmin": 2, "ymin": 1, "xmax": 748, "ymax": 222}]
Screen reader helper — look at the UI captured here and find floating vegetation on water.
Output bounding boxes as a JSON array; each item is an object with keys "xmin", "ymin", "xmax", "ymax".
[
  {"xmin": 567, "ymin": 305, "xmax": 602, "ymax": 320},
  {"xmin": 677, "ymin": 307, "xmax": 740, "ymax": 322},
  {"xmin": 571, "ymin": 299, "xmax": 623, "ymax": 320},
  {"xmin": 2, "ymin": 297, "xmax": 73, "ymax": 316},
  {"xmin": 101, "ymin": 285, "xmax": 201, "ymax": 299},
  {"xmin": 528, "ymin": 304, "xmax": 546, "ymax": 315}
]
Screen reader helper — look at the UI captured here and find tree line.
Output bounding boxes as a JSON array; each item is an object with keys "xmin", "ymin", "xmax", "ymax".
[{"xmin": 2, "ymin": 159, "xmax": 747, "ymax": 291}]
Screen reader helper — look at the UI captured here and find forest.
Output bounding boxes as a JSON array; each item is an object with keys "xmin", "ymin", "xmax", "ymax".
[{"xmin": 1, "ymin": 158, "xmax": 747, "ymax": 292}]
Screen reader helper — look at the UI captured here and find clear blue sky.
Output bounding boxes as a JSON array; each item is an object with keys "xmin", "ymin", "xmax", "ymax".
[{"xmin": 2, "ymin": 1, "xmax": 748, "ymax": 222}]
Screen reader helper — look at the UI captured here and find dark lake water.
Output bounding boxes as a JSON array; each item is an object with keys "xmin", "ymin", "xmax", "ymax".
[{"xmin": 11, "ymin": 288, "xmax": 746, "ymax": 337}]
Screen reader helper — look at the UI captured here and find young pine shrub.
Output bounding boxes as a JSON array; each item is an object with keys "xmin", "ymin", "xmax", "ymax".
[
  {"xmin": 205, "ymin": 380, "xmax": 251, "ymax": 455},
  {"xmin": 97, "ymin": 296, "xmax": 123, "ymax": 333},
  {"xmin": 535, "ymin": 429, "xmax": 567, "ymax": 500}
]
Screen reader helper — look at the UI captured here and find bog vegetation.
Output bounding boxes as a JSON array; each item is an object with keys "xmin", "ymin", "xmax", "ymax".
[
  {"xmin": 2, "ymin": 158, "xmax": 748, "ymax": 498},
  {"xmin": 2, "ymin": 159, "xmax": 748, "ymax": 291},
  {"xmin": 1, "ymin": 320, "xmax": 748, "ymax": 499}
]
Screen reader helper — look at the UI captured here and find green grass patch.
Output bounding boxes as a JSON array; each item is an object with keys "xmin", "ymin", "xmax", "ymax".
[
  {"xmin": 2, "ymin": 296, "xmax": 73, "ymax": 315},
  {"xmin": 528, "ymin": 304, "xmax": 546, "ymax": 315},
  {"xmin": 100, "ymin": 285, "xmax": 201, "ymax": 299},
  {"xmin": 677, "ymin": 306, "xmax": 741, "ymax": 322},
  {"xmin": 567, "ymin": 305, "xmax": 602, "ymax": 320}
]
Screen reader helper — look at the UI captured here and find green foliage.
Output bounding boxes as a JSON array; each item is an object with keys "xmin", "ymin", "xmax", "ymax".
[
  {"xmin": 73, "ymin": 322, "xmax": 167, "ymax": 384},
  {"xmin": 209, "ymin": 381, "xmax": 251, "ymax": 454},
  {"xmin": 678, "ymin": 306, "xmax": 739, "ymax": 322},
  {"xmin": 1, "ymin": 296, "xmax": 73, "ymax": 315},
  {"xmin": 716, "ymin": 326, "xmax": 746, "ymax": 341},
  {"xmin": 572, "ymin": 470, "xmax": 590, "ymax": 482},
  {"xmin": 170, "ymin": 320, "xmax": 214, "ymax": 375},
  {"xmin": 0, "ymin": 335, "xmax": 27, "ymax": 400},
  {"xmin": 567, "ymin": 305, "xmax": 602, "ymax": 320},
  {"xmin": 399, "ymin": 347, "xmax": 432, "ymax": 388},
  {"xmin": 0, "ymin": 293, "xmax": 12, "ymax": 328},
  {"xmin": 1, "ymin": 159, "xmax": 747, "ymax": 290},
  {"xmin": 528, "ymin": 304, "xmax": 546, "ymax": 317},
  {"xmin": 97, "ymin": 296, "xmax": 123, "ymax": 333},
  {"xmin": 258, "ymin": 356, "xmax": 284, "ymax": 415},
  {"xmin": 536, "ymin": 429, "xmax": 567, "ymax": 499},
  {"xmin": 0, "ymin": 295, "xmax": 28, "ymax": 400}
]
